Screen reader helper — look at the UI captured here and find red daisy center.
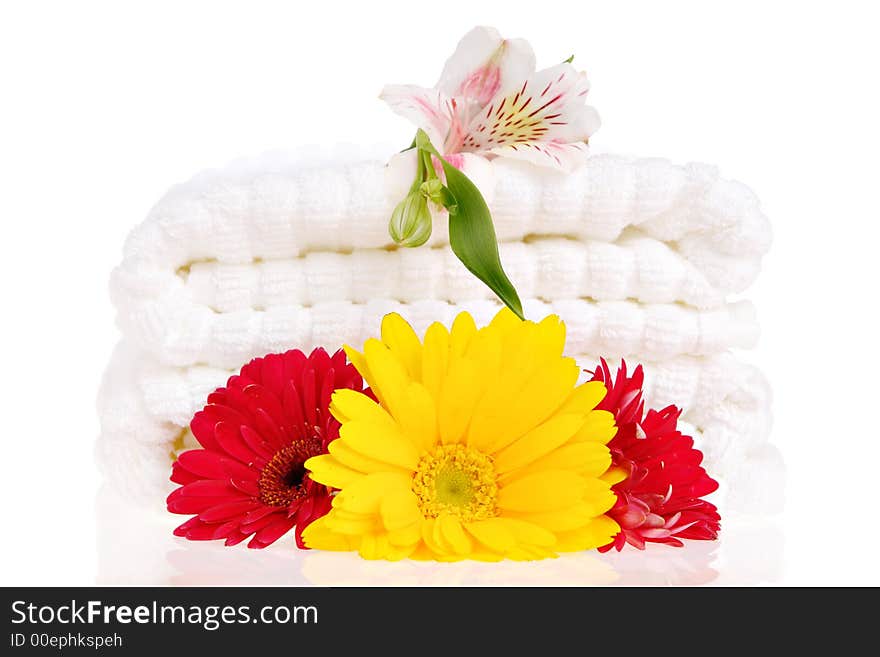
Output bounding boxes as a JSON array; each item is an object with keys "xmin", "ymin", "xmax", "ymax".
[{"xmin": 257, "ymin": 438, "xmax": 322, "ymax": 507}]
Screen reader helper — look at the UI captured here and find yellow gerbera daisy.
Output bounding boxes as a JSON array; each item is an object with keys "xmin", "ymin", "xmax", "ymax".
[{"xmin": 302, "ymin": 308, "xmax": 620, "ymax": 561}]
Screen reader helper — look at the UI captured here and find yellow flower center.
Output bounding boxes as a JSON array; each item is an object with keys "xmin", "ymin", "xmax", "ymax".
[{"xmin": 411, "ymin": 444, "xmax": 499, "ymax": 521}]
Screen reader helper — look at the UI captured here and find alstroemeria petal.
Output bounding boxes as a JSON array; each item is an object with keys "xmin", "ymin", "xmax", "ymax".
[
  {"xmin": 379, "ymin": 84, "xmax": 452, "ymax": 148},
  {"xmin": 462, "ymin": 62, "xmax": 599, "ymax": 170},
  {"xmin": 436, "ymin": 26, "xmax": 536, "ymax": 109},
  {"xmin": 490, "ymin": 140, "xmax": 592, "ymax": 172}
]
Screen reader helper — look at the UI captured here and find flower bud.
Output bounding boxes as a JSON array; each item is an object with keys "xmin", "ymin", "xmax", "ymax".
[{"xmin": 389, "ymin": 192, "xmax": 432, "ymax": 247}]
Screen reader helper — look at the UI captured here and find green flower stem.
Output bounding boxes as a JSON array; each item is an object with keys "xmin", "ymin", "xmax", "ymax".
[{"xmin": 411, "ymin": 130, "xmax": 524, "ymax": 320}]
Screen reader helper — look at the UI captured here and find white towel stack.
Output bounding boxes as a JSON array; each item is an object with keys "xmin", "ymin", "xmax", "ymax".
[{"xmin": 99, "ymin": 145, "xmax": 781, "ymax": 513}]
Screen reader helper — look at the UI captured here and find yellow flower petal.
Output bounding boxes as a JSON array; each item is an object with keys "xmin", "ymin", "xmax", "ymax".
[
  {"xmin": 437, "ymin": 358, "xmax": 484, "ymax": 444},
  {"xmin": 465, "ymin": 517, "xmax": 516, "ymax": 553},
  {"xmin": 497, "ymin": 470, "xmax": 586, "ymax": 512},
  {"xmin": 506, "ymin": 545, "xmax": 558, "ymax": 561},
  {"xmin": 578, "ymin": 477, "xmax": 618, "ymax": 516},
  {"xmin": 387, "ymin": 522, "xmax": 421, "ymax": 548},
  {"xmin": 327, "ymin": 439, "xmax": 411, "ymax": 476},
  {"xmin": 329, "ymin": 388, "xmax": 396, "ymax": 428},
  {"xmin": 393, "ymin": 382, "xmax": 438, "ymax": 453},
  {"xmin": 381, "ymin": 312, "xmax": 422, "ymax": 380},
  {"xmin": 421, "ymin": 321, "xmax": 450, "ymax": 400},
  {"xmin": 487, "ymin": 306, "xmax": 523, "ymax": 336},
  {"xmin": 332, "ymin": 472, "xmax": 411, "ymax": 514},
  {"xmin": 533, "ymin": 314, "xmax": 566, "ymax": 361},
  {"xmin": 339, "ymin": 420, "xmax": 420, "ymax": 470},
  {"xmin": 408, "ymin": 544, "xmax": 438, "ymax": 561},
  {"xmin": 420, "ymin": 518, "xmax": 449, "ymax": 556},
  {"xmin": 601, "ymin": 466, "xmax": 629, "ymax": 486},
  {"xmin": 478, "ymin": 357, "xmax": 580, "ymax": 453},
  {"xmin": 324, "ymin": 511, "xmax": 378, "ymax": 535},
  {"xmin": 509, "ymin": 501, "xmax": 601, "ymax": 532},
  {"xmin": 432, "ymin": 516, "xmax": 458, "ymax": 555},
  {"xmin": 499, "ymin": 441, "xmax": 612, "ymax": 484},
  {"xmin": 358, "ymin": 533, "xmax": 388, "ymax": 560},
  {"xmin": 571, "ymin": 409, "xmax": 617, "ymax": 444},
  {"xmin": 303, "ymin": 454, "xmax": 361, "ymax": 489},
  {"xmin": 449, "ymin": 311, "xmax": 477, "ymax": 356},
  {"xmin": 374, "ymin": 538, "xmax": 418, "ymax": 561},
  {"xmin": 465, "ymin": 373, "xmax": 522, "ymax": 451},
  {"xmin": 300, "ymin": 517, "xmax": 359, "ymax": 551},
  {"xmin": 362, "ymin": 338, "xmax": 410, "ymax": 417},
  {"xmin": 380, "ymin": 489, "xmax": 421, "ymax": 532},
  {"xmin": 463, "ymin": 329, "xmax": 503, "ymax": 379},
  {"xmin": 503, "ymin": 518, "xmax": 557, "ymax": 547},
  {"xmin": 327, "ymin": 507, "xmax": 372, "ymax": 522},
  {"xmin": 438, "ymin": 515, "xmax": 473, "ymax": 555},
  {"xmin": 493, "ymin": 413, "xmax": 585, "ymax": 474},
  {"xmin": 382, "ymin": 543, "xmax": 416, "ymax": 561},
  {"xmin": 557, "ymin": 380, "xmax": 608, "ymax": 415},
  {"xmin": 342, "ymin": 345, "xmax": 376, "ymax": 398},
  {"xmin": 554, "ymin": 515, "xmax": 620, "ymax": 552}
]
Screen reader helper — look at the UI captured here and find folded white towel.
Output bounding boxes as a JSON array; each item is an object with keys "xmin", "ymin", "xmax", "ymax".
[
  {"xmin": 96, "ymin": 341, "xmax": 774, "ymax": 511},
  {"xmin": 175, "ymin": 233, "xmax": 736, "ymax": 309},
  {"xmin": 119, "ymin": 149, "xmax": 769, "ymax": 279},
  {"xmin": 112, "ymin": 293, "xmax": 758, "ymax": 370},
  {"xmin": 110, "ymin": 151, "xmax": 768, "ymax": 369}
]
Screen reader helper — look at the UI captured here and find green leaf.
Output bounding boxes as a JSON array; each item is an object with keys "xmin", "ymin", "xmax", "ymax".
[
  {"xmin": 413, "ymin": 131, "xmax": 524, "ymax": 319},
  {"xmin": 563, "ymin": 54, "xmax": 574, "ymax": 64}
]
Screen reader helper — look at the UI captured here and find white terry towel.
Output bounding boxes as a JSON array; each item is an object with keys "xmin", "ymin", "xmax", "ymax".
[
  {"xmin": 110, "ymin": 149, "xmax": 769, "ymax": 368},
  {"xmin": 113, "ymin": 294, "xmax": 758, "ymax": 370},
  {"xmin": 96, "ymin": 342, "xmax": 778, "ymax": 513},
  {"xmin": 115, "ymin": 148, "xmax": 770, "ymax": 284}
]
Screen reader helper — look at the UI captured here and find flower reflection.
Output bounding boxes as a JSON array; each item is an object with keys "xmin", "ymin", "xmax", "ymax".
[
  {"xmin": 97, "ymin": 486, "xmax": 781, "ymax": 586},
  {"xmin": 300, "ymin": 550, "xmax": 619, "ymax": 587}
]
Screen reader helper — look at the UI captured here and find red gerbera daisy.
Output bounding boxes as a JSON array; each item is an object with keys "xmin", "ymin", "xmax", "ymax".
[
  {"xmin": 166, "ymin": 348, "xmax": 365, "ymax": 549},
  {"xmin": 590, "ymin": 359, "xmax": 721, "ymax": 552}
]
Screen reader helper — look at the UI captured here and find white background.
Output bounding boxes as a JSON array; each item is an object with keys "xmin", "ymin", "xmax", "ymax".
[{"xmin": 1, "ymin": 0, "xmax": 878, "ymax": 585}]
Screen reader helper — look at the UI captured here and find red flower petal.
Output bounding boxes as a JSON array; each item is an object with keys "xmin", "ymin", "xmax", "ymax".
[
  {"xmin": 167, "ymin": 495, "xmax": 231, "ymax": 515},
  {"xmin": 283, "ymin": 380, "xmax": 306, "ymax": 438},
  {"xmin": 176, "ymin": 479, "xmax": 239, "ymax": 497},
  {"xmin": 248, "ymin": 516, "xmax": 296, "ymax": 549},
  {"xmin": 176, "ymin": 450, "xmax": 228, "ymax": 479},
  {"xmin": 239, "ymin": 513, "xmax": 279, "ymax": 536},
  {"xmin": 220, "ymin": 457, "xmax": 259, "ymax": 482},
  {"xmin": 590, "ymin": 359, "xmax": 721, "ymax": 552},
  {"xmin": 260, "ymin": 353, "xmax": 286, "ymax": 397},
  {"xmin": 243, "ymin": 383, "xmax": 286, "ymax": 430},
  {"xmin": 239, "ymin": 424, "xmax": 273, "ymax": 459},
  {"xmin": 214, "ymin": 422, "xmax": 257, "ymax": 464},
  {"xmin": 253, "ymin": 407, "xmax": 286, "ymax": 448},
  {"xmin": 230, "ymin": 478, "xmax": 260, "ymax": 497},
  {"xmin": 190, "ymin": 411, "xmax": 220, "ymax": 451},
  {"xmin": 198, "ymin": 500, "xmax": 261, "ymax": 523},
  {"xmin": 169, "ymin": 462, "xmax": 200, "ymax": 486},
  {"xmin": 224, "ymin": 531, "xmax": 250, "ymax": 547}
]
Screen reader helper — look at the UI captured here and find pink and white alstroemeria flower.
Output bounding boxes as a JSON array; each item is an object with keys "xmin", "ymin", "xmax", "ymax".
[{"xmin": 381, "ymin": 26, "xmax": 600, "ymax": 172}]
